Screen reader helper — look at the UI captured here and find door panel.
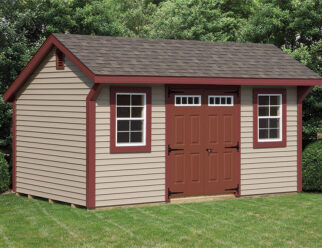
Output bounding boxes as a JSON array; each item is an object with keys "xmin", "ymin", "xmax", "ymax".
[{"xmin": 168, "ymin": 87, "xmax": 239, "ymax": 197}]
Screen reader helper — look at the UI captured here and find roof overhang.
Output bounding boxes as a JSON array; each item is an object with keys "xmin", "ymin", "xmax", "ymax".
[{"xmin": 4, "ymin": 35, "xmax": 322, "ymax": 102}]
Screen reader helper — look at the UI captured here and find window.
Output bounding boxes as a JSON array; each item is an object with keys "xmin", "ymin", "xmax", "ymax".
[
  {"xmin": 56, "ymin": 49, "xmax": 65, "ymax": 70},
  {"xmin": 253, "ymin": 89, "xmax": 287, "ymax": 148},
  {"xmin": 175, "ymin": 95, "xmax": 201, "ymax": 106},
  {"xmin": 208, "ymin": 96, "xmax": 234, "ymax": 106},
  {"xmin": 110, "ymin": 87, "xmax": 151, "ymax": 153}
]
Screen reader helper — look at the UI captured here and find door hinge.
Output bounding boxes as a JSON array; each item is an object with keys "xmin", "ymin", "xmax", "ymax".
[
  {"xmin": 168, "ymin": 88, "xmax": 184, "ymax": 97},
  {"xmin": 168, "ymin": 188, "xmax": 183, "ymax": 198},
  {"xmin": 168, "ymin": 145, "xmax": 184, "ymax": 155},
  {"xmin": 225, "ymin": 184, "xmax": 239, "ymax": 193},
  {"xmin": 224, "ymin": 142, "xmax": 239, "ymax": 152},
  {"xmin": 224, "ymin": 89, "xmax": 239, "ymax": 96}
]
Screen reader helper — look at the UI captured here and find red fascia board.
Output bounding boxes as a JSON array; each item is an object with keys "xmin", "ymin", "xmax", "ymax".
[
  {"xmin": 297, "ymin": 86, "xmax": 313, "ymax": 192},
  {"xmin": 4, "ymin": 34, "xmax": 95, "ymax": 102},
  {"xmin": 95, "ymin": 75, "xmax": 322, "ymax": 86}
]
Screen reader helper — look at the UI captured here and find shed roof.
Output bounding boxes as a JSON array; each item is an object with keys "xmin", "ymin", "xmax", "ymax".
[
  {"xmin": 53, "ymin": 33, "xmax": 319, "ymax": 79},
  {"xmin": 4, "ymin": 33, "xmax": 321, "ymax": 102}
]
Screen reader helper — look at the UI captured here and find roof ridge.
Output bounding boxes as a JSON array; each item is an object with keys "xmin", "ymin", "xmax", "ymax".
[{"xmin": 52, "ymin": 33, "xmax": 276, "ymax": 47}]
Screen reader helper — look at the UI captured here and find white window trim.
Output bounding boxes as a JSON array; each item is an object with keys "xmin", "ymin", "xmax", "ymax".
[
  {"xmin": 208, "ymin": 95, "xmax": 234, "ymax": 106},
  {"xmin": 116, "ymin": 92, "xmax": 146, "ymax": 147},
  {"xmin": 257, "ymin": 93, "xmax": 282, "ymax": 142},
  {"xmin": 175, "ymin": 95, "xmax": 201, "ymax": 106}
]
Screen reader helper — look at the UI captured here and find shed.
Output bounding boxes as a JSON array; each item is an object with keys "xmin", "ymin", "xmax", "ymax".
[{"xmin": 4, "ymin": 34, "xmax": 321, "ymax": 209}]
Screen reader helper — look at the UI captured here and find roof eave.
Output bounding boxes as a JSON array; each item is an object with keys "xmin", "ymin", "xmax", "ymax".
[{"xmin": 94, "ymin": 75, "xmax": 322, "ymax": 86}]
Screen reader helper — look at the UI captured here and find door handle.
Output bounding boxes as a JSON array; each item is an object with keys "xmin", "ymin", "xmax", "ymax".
[{"xmin": 205, "ymin": 148, "xmax": 212, "ymax": 153}]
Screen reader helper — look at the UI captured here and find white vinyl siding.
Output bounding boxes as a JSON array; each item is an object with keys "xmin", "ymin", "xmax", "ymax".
[
  {"xmin": 240, "ymin": 86, "xmax": 298, "ymax": 195},
  {"xmin": 95, "ymin": 85, "xmax": 166, "ymax": 207},
  {"xmin": 15, "ymin": 49, "xmax": 92, "ymax": 206}
]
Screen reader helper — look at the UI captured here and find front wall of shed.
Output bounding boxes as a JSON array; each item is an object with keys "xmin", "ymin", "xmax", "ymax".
[
  {"xmin": 240, "ymin": 86, "xmax": 298, "ymax": 195},
  {"xmin": 96, "ymin": 85, "xmax": 166, "ymax": 207},
  {"xmin": 15, "ymin": 49, "xmax": 93, "ymax": 206}
]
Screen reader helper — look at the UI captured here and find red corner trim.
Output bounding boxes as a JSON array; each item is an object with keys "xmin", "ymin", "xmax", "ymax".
[
  {"xmin": 253, "ymin": 88, "xmax": 287, "ymax": 148},
  {"xmin": 297, "ymin": 86, "xmax": 313, "ymax": 192},
  {"xmin": 86, "ymin": 84, "xmax": 104, "ymax": 209},
  {"xmin": 12, "ymin": 100, "xmax": 17, "ymax": 192},
  {"xmin": 110, "ymin": 87, "xmax": 151, "ymax": 153},
  {"xmin": 4, "ymin": 34, "xmax": 95, "ymax": 102},
  {"xmin": 95, "ymin": 75, "xmax": 322, "ymax": 86}
]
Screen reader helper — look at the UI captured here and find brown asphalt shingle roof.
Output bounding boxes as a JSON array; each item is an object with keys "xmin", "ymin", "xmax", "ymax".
[{"xmin": 53, "ymin": 33, "xmax": 320, "ymax": 79}]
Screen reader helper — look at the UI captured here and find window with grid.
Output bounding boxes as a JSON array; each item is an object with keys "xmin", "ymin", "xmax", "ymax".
[
  {"xmin": 258, "ymin": 94, "xmax": 282, "ymax": 141},
  {"xmin": 208, "ymin": 96, "xmax": 234, "ymax": 106},
  {"xmin": 116, "ymin": 93, "xmax": 146, "ymax": 146}
]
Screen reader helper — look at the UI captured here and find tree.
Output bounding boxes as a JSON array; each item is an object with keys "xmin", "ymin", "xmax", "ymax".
[{"xmin": 146, "ymin": 0, "xmax": 250, "ymax": 41}]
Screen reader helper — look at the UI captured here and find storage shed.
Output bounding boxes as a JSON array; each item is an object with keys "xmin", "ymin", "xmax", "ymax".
[{"xmin": 4, "ymin": 34, "xmax": 321, "ymax": 209}]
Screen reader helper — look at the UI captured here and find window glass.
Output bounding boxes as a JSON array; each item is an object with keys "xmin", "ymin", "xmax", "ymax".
[
  {"xmin": 208, "ymin": 96, "xmax": 234, "ymax": 106},
  {"xmin": 175, "ymin": 95, "xmax": 201, "ymax": 106},
  {"xmin": 116, "ymin": 93, "xmax": 146, "ymax": 146},
  {"xmin": 258, "ymin": 94, "xmax": 282, "ymax": 141}
]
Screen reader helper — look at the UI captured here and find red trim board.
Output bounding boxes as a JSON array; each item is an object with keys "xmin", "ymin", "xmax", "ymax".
[
  {"xmin": 297, "ymin": 86, "xmax": 313, "ymax": 192},
  {"xmin": 86, "ymin": 84, "xmax": 104, "ymax": 209},
  {"xmin": 95, "ymin": 75, "xmax": 321, "ymax": 86},
  {"xmin": 110, "ymin": 87, "xmax": 152, "ymax": 153},
  {"xmin": 253, "ymin": 88, "xmax": 287, "ymax": 148},
  {"xmin": 12, "ymin": 100, "xmax": 17, "ymax": 192}
]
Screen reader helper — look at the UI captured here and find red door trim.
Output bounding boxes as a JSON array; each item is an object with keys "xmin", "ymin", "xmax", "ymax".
[
  {"xmin": 12, "ymin": 99, "xmax": 17, "ymax": 192},
  {"xmin": 86, "ymin": 84, "xmax": 104, "ymax": 209},
  {"xmin": 297, "ymin": 86, "xmax": 313, "ymax": 192},
  {"xmin": 165, "ymin": 85, "xmax": 241, "ymax": 200},
  {"xmin": 235, "ymin": 86, "xmax": 241, "ymax": 197}
]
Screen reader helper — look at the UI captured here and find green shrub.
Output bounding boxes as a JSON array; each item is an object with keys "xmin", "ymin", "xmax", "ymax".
[
  {"xmin": 0, "ymin": 152, "xmax": 10, "ymax": 193},
  {"xmin": 302, "ymin": 140, "xmax": 322, "ymax": 192}
]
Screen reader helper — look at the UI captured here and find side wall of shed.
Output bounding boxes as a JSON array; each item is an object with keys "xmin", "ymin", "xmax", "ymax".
[
  {"xmin": 240, "ymin": 86, "xmax": 298, "ymax": 195},
  {"xmin": 16, "ymin": 49, "xmax": 93, "ymax": 206},
  {"xmin": 95, "ymin": 85, "xmax": 166, "ymax": 207}
]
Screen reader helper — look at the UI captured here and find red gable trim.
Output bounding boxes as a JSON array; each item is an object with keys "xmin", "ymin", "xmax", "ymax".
[
  {"xmin": 95, "ymin": 75, "xmax": 322, "ymax": 86},
  {"xmin": 4, "ymin": 34, "xmax": 95, "ymax": 102}
]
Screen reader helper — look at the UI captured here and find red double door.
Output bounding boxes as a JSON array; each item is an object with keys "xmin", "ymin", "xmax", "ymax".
[{"xmin": 167, "ymin": 87, "xmax": 240, "ymax": 198}]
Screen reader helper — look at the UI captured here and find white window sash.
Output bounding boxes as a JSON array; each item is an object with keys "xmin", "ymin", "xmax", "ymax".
[
  {"xmin": 257, "ymin": 93, "xmax": 282, "ymax": 142},
  {"xmin": 116, "ymin": 93, "xmax": 146, "ymax": 147},
  {"xmin": 208, "ymin": 95, "xmax": 234, "ymax": 106},
  {"xmin": 175, "ymin": 95, "xmax": 201, "ymax": 106}
]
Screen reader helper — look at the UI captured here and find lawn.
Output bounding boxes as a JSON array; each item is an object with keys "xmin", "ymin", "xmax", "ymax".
[{"xmin": 0, "ymin": 193, "xmax": 321, "ymax": 248}]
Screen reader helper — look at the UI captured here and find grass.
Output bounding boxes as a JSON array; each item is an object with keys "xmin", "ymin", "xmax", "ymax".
[{"xmin": 0, "ymin": 193, "xmax": 321, "ymax": 248}]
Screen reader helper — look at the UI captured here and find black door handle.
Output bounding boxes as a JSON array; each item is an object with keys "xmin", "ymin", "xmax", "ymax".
[
  {"xmin": 205, "ymin": 148, "xmax": 212, "ymax": 153},
  {"xmin": 224, "ymin": 142, "xmax": 239, "ymax": 151}
]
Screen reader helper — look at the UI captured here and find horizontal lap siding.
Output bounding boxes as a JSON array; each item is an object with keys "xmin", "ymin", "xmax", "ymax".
[
  {"xmin": 95, "ymin": 85, "xmax": 166, "ymax": 207},
  {"xmin": 16, "ymin": 49, "xmax": 92, "ymax": 206},
  {"xmin": 240, "ymin": 86, "xmax": 297, "ymax": 195}
]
